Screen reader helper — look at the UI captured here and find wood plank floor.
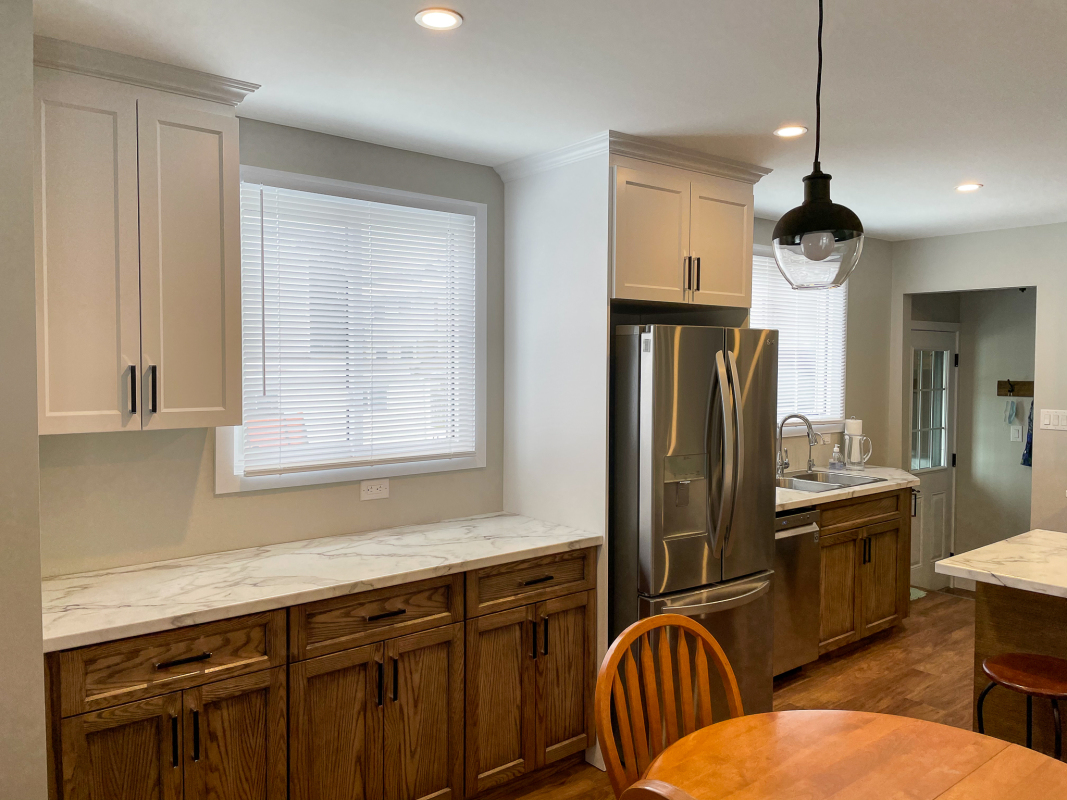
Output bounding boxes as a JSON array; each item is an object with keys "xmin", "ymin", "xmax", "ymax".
[{"xmin": 504, "ymin": 590, "xmax": 975, "ymax": 800}]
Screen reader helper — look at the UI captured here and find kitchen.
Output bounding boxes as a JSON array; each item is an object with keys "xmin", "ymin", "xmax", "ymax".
[{"xmin": 3, "ymin": 3, "xmax": 1067, "ymax": 800}]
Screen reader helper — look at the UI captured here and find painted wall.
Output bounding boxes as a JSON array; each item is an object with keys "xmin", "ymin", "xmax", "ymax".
[
  {"xmin": 754, "ymin": 218, "xmax": 894, "ymax": 468},
  {"xmin": 955, "ymin": 289, "xmax": 1036, "ymax": 552},
  {"xmin": 0, "ymin": 1, "xmax": 48, "ymax": 794},
  {"xmin": 890, "ymin": 223, "xmax": 1067, "ymax": 533},
  {"xmin": 38, "ymin": 119, "xmax": 505, "ymax": 576}
]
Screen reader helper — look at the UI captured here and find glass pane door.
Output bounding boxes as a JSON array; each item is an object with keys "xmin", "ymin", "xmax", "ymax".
[{"xmin": 911, "ymin": 348, "xmax": 949, "ymax": 470}]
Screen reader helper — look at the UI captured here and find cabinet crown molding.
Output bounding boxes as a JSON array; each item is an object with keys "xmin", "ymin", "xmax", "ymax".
[
  {"xmin": 34, "ymin": 36, "xmax": 259, "ymax": 106},
  {"xmin": 495, "ymin": 130, "xmax": 772, "ymax": 185}
]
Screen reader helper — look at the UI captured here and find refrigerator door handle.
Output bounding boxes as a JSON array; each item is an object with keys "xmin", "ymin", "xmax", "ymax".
[
  {"xmin": 724, "ymin": 350, "xmax": 745, "ymax": 557},
  {"xmin": 709, "ymin": 350, "xmax": 735, "ymax": 558},
  {"xmin": 656, "ymin": 580, "xmax": 770, "ymax": 616}
]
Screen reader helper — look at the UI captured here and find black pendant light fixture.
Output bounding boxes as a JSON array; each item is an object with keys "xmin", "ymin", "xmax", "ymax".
[{"xmin": 772, "ymin": 0, "xmax": 863, "ymax": 290}]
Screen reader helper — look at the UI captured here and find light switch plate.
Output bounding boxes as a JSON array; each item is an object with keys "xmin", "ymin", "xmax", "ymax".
[
  {"xmin": 1010, "ymin": 425, "xmax": 1023, "ymax": 442},
  {"xmin": 1040, "ymin": 410, "xmax": 1067, "ymax": 431},
  {"xmin": 360, "ymin": 478, "xmax": 389, "ymax": 500}
]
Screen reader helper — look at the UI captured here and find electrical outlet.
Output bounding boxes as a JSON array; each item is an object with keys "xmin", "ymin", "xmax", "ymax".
[
  {"xmin": 1010, "ymin": 425, "xmax": 1023, "ymax": 442},
  {"xmin": 360, "ymin": 478, "xmax": 389, "ymax": 501}
]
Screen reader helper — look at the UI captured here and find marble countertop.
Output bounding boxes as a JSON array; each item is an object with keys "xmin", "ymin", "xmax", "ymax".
[
  {"xmin": 41, "ymin": 513, "xmax": 602, "ymax": 653},
  {"xmin": 775, "ymin": 466, "xmax": 919, "ymax": 512},
  {"xmin": 935, "ymin": 529, "xmax": 1067, "ymax": 599}
]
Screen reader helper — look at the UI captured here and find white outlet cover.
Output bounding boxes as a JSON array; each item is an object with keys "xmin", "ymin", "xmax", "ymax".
[{"xmin": 360, "ymin": 478, "xmax": 390, "ymax": 500}]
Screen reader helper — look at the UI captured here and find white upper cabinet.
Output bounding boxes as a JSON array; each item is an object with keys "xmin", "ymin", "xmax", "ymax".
[
  {"xmin": 610, "ymin": 159, "xmax": 756, "ymax": 308},
  {"xmin": 32, "ymin": 43, "xmax": 255, "ymax": 435},
  {"xmin": 137, "ymin": 102, "xmax": 242, "ymax": 430},
  {"xmin": 34, "ymin": 78, "xmax": 142, "ymax": 434}
]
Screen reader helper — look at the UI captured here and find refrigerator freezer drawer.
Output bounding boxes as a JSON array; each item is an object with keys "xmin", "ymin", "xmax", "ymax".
[{"xmin": 639, "ymin": 571, "xmax": 774, "ymax": 717}]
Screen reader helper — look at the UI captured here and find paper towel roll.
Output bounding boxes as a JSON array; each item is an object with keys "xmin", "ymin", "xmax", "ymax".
[{"xmin": 844, "ymin": 417, "xmax": 863, "ymax": 435}]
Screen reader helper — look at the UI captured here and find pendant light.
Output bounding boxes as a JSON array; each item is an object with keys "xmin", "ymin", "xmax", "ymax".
[{"xmin": 772, "ymin": 0, "xmax": 863, "ymax": 290}]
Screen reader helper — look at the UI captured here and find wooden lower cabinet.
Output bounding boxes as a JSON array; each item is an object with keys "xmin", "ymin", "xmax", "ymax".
[
  {"xmin": 535, "ymin": 592, "xmax": 595, "ymax": 766},
  {"xmin": 859, "ymin": 519, "xmax": 908, "ymax": 637},
  {"xmin": 818, "ymin": 530, "xmax": 862, "ymax": 652}
]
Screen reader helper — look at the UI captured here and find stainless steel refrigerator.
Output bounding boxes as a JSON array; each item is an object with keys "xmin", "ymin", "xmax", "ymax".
[{"xmin": 612, "ymin": 324, "xmax": 778, "ymax": 715}]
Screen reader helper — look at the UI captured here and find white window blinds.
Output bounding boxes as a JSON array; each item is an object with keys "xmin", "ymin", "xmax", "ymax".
[
  {"xmin": 237, "ymin": 182, "xmax": 477, "ymax": 476},
  {"xmin": 749, "ymin": 253, "xmax": 847, "ymax": 425}
]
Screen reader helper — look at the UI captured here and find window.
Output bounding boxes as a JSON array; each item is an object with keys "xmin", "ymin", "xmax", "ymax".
[
  {"xmin": 910, "ymin": 349, "xmax": 949, "ymax": 470},
  {"xmin": 217, "ymin": 167, "xmax": 486, "ymax": 493},
  {"xmin": 749, "ymin": 248, "xmax": 847, "ymax": 429}
]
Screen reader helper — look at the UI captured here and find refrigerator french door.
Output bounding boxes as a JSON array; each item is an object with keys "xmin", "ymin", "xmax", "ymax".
[{"xmin": 612, "ymin": 324, "xmax": 778, "ymax": 714}]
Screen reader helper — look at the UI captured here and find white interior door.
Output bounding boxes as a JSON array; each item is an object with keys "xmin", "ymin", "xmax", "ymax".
[{"xmin": 909, "ymin": 328, "xmax": 958, "ymax": 590}]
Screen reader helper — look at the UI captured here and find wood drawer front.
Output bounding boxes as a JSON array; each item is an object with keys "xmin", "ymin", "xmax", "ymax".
[
  {"xmin": 467, "ymin": 549, "xmax": 596, "ymax": 617},
  {"xmin": 820, "ymin": 491, "xmax": 903, "ymax": 534},
  {"xmin": 59, "ymin": 610, "xmax": 286, "ymax": 717},
  {"xmin": 290, "ymin": 574, "xmax": 464, "ymax": 661}
]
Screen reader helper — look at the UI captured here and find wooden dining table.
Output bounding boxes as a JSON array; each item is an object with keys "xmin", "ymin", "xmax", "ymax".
[{"xmin": 642, "ymin": 710, "xmax": 1067, "ymax": 799}]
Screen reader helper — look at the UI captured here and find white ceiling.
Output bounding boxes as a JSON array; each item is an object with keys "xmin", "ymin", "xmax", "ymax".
[{"xmin": 34, "ymin": 0, "xmax": 1067, "ymax": 240}]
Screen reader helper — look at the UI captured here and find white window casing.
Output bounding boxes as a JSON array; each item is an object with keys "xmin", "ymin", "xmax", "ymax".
[{"xmin": 216, "ymin": 167, "xmax": 487, "ymax": 494}]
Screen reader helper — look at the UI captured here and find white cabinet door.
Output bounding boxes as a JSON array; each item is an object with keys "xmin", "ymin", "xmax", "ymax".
[
  {"xmin": 137, "ymin": 100, "xmax": 242, "ymax": 429},
  {"xmin": 612, "ymin": 166, "xmax": 690, "ymax": 303},
  {"xmin": 689, "ymin": 176, "xmax": 753, "ymax": 308},
  {"xmin": 34, "ymin": 76, "xmax": 142, "ymax": 433}
]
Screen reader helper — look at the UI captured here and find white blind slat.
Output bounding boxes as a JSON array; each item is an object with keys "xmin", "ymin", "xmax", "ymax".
[
  {"xmin": 749, "ymin": 254, "xmax": 847, "ymax": 425},
  {"xmin": 238, "ymin": 182, "xmax": 477, "ymax": 476}
]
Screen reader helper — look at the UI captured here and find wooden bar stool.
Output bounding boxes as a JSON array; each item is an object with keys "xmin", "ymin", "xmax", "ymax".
[{"xmin": 977, "ymin": 652, "xmax": 1067, "ymax": 758}]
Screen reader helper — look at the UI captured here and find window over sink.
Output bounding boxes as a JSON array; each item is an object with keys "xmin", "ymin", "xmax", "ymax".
[
  {"xmin": 216, "ymin": 167, "xmax": 486, "ymax": 493},
  {"xmin": 749, "ymin": 247, "xmax": 847, "ymax": 430}
]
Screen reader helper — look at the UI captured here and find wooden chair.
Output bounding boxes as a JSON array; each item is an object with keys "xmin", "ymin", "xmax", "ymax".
[
  {"xmin": 595, "ymin": 614, "xmax": 744, "ymax": 797},
  {"xmin": 620, "ymin": 779, "xmax": 699, "ymax": 800}
]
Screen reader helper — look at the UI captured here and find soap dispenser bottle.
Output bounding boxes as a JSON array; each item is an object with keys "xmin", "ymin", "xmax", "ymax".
[{"xmin": 828, "ymin": 444, "xmax": 845, "ymax": 471}]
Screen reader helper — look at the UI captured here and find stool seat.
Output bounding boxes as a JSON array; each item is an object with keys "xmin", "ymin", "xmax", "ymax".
[{"xmin": 983, "ymin": 653, "xmax": 1067, "ymax": 700}]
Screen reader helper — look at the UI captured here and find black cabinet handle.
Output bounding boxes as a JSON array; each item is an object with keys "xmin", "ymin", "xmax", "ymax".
[
  {"xmin": 542, "ymin": 617, "xmax": 549, "ymax": 656},
  {"xmin": 192, "ymin": 710, "xmax": 200, "ymax": 762},
  {"xmin": 129, "ymin": 365, "xmax": 137, "ymax": 415},
  {"xmin": 376, "ymin": 661, "xmax": 384, "ymax": 707},
  {"xmin": 149, "ymin": 364, "xmax": 158, "ymax": 413},
  {"xmin": 156, "ymin": 652, "xmax": 212, "ymax": 671},
  {"xmin": 171, "ymin": 716, "xmax": 178, "ymax": 767},
  {"xmin": 695, "ymin": 257, "xmax": 702, "ymax": 292},
  {"xmin": 367, "ymin": 608, "xmax": 407, "ymax": 622},
  {"xmin": 522, "ymin": 575, "xmax": 554, "ymax": 587},
  {"xmin": 391, "ymin": 657, "xmax": 399, "ymax": 702}
]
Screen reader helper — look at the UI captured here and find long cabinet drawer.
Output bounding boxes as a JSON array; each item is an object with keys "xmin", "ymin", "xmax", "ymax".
[
  {"xmin": 59, "ymin": 610, "xmax": 286, "ymax": 716},
  {"xmin": 819, "ymin": 490, "xmax": 904, "ymax": 535},
  {"xmin": 290, "ymin": 574, "xmax": 464, "ymax": 661},
  {"xmin": 466, "ymin": 548, "xmax": 596, "ymax": 617}
]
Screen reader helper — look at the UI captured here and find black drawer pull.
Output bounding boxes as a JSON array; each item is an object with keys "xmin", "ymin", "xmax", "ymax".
[
  {"xmin": 129, "ymin": 365, "xmax": 137, "ymax": 415},
  {"xmin": 170, "ymin": 716, "xmax": 178, "ymax": 767},
  {"xmin": 522, "ymin": 575, "xmax": 554, "ymax": 587},
  {"xmin": 367, "ymin": 608, "xmax": 407, "ymax": 622},
  {"xmin": 192, "ymin": 710, "xmax": 200, "ymax": 762},
  {"xmin": 376, "ymin": 661, "xmax": 384, "ymax": 707},
  {"xmin": 155, "ymin": 652, "xmax": 212, "ymax": 671},
  {"xmin": 149, "ymin": 364, "xmax": 158, "ymax": 413}
]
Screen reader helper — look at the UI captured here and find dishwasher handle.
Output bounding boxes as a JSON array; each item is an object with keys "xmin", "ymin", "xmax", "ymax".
[
  {"xmin": 658, "ymin": 580, "xmax": 770, "ymax": 616},
  {"xmin": 774, "ymin": 522, "xmax": 820, "ymax": 541}
]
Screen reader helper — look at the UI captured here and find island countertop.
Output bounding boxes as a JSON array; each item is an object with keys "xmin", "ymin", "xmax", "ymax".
[
  {"xmin": 41, "ymin": 513, "xmax": 603, "ymax": 653},
  {"xmin": 775, "ymin": 466, "xmax": 919, "ymax": 512},
  {"xmin": 935, "ymin": 529, "xmax": 1067, "ymax": 599}
]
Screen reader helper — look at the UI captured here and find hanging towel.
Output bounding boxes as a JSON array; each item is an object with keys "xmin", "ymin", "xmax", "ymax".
[{"xmin": 1022, "ymin": 401, "xmax": 1033, "ymax": 467}]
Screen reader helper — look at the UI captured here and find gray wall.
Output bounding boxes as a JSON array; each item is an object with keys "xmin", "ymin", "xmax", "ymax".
[
  {"xmin": 39, "ymin": 119, "xmax": 505, "ymax": 576},
  {"xmin": 955, "ymin": 289, "xmax": 1036, "ymax": 552},
  {"xmin": 0, "ymin": 0, "xmax": 48, "ymax": 794}
]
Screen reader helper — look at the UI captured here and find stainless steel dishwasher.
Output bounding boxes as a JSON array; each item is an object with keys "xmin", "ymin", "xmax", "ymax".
[{"xmin": 773, "ymin": 508, "xmax": 821, "ymax": 676}]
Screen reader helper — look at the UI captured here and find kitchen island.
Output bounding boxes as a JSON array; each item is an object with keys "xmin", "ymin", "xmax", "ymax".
[{"xmin": 937, "ymin": 530, "xmax": 1067, "ymax": 757}]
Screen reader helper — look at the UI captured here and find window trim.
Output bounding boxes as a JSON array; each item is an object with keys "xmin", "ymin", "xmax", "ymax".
[{"xmin": 215, "ymin": 166, "xmax": 488, "ymax": 495}]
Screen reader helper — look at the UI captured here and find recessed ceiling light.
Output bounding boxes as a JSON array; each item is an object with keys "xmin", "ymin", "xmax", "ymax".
[
  {"xmin": 415, "ymin": 8, "xmax": 463, "ymax": 30},
  {"xmin": 956, "ymin": 183, "xmax": 983, "ymax": 192},
  {"xmin": 773, "ymin": 125, "xmax": 808, "ymax": 138}
]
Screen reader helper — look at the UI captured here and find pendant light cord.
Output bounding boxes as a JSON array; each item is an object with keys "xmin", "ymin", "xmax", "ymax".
[{"xmin": 814, "ymin": 0, "xmax": 823, "ymax": 171}]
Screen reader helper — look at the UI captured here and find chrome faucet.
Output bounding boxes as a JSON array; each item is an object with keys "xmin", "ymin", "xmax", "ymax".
[{"xmin": 777, "ymin": 413, "xmax": 824, "ymax": 476}]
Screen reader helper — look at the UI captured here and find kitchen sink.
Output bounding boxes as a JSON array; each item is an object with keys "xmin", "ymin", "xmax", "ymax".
[{"xmin": 775, "ymin": 471, "xmax": 886, "ymax": 492}]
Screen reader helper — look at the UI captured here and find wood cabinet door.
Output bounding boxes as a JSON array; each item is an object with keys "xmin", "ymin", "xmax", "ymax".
[
  {"xmin": 818, "ymin": 529, "xmax": 863, "ymax": 653},
  {"xmin": 137, "ymin": 99, "xmax": 242, "ymax": 430},
  {"xmin": 612, "ymin": 165, "xmax": 690, "ymax": 303},
  {"xmin": 34, "ymin": 73, "xmax": 142, "ymax": 434},
  {"xmin": 384, "ymin": 624, "xmax": 464, "ymax": 800},
  {"xmin": 689, "ymin": 176, "xmax": 753, "ymax": 308},
  {"xmin": 61, "ymin": 692, "xmax": 182, "ymax": 800},
  {"xmin": 464, "ymin": 606, "xmax": 536, "ymax": 796},
  {"xmin": 290, "ymin": 643, "xmax": 384, "ymax": 800},
  {"xmin": 860, "ymin": 520, "xmax": 907, "ymax": 636},
  {"xmin": 183, "ymin": 668, "xmax": 287, "ymax": 800},
  {"xmin": 534, "ymin": 591, "xmax": 595, "ymax": 767}
]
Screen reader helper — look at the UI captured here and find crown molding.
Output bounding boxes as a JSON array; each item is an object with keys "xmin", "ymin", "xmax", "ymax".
[
  {"xmin": 495, "ymin": 130, "xmax": 771, "ymax": 184},
  {"xmin": 33, "ymin": 36, "xmax": 259, "ymax": 106}
]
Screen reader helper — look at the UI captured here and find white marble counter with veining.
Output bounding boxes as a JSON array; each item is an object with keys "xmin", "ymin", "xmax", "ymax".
[
  {"xmin": 775, "ymin": 466, "xmax": 919, "ymax": 512},
  {"xmin": 41, "ymin": 513, "xmax": 602, "ymax": 652},
  {"xmin": 935, "ymin": 529, "xmax": 1067, "ymax": 599}
]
